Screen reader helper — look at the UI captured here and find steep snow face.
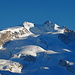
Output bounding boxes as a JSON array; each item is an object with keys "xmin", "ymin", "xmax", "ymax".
[
  {"xmin": 43, "ymin": 21, "xmax": 55, "ymax": 31},
  {"xmin": 54, "ymin": 24, "xmax": 65, "ymax": 33},
  {"xmin": 43, "ymin": 21, "xmax": 65, "ymax": 33},
  {"xmin": 0, "ymin": 21, "xmax": 75, "ymax": 75},
  {"xmin": 29, "ymin": 21, "xmax": 65, "ymax": 36}
]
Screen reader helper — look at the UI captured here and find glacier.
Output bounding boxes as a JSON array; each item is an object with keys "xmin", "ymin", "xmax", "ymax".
[{"xmin": 0, "ymin": 21, "xmax": 75, "ymax": 75}]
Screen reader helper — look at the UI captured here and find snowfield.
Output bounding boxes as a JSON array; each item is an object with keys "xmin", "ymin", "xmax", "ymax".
[{"xmin": 0, "ymin": 21, "xmax": 75, "ymax": 75}]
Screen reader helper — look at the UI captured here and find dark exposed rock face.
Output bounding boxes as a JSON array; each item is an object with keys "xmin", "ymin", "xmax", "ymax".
[
  {"xmin": 23, "ymin": 55, "xmax": 36, "ymax": 62},
  {"xmin": 44, "ymin": 21, "xmax": 51, "ymax": 24},
  {"xmin": 0, "ymin": 27, "xmax": 29, "ymax": 47},
  {"xmin": 0, "ymin": 31, "xmax": 13, "ymax": 45},
  {"xmin": 58, "ymin": 34, "xmax": 73, "ymax": 44},
  {"xmin": 58, "ymin": 59, "xmax": 75, "ymax": 74},
  {"xmin": 58, "ymin": 27, "xmax": 75, "ymax": 44},
  {"xmin": 64, "ymin": 28, "xmax": 75, "ymax": 39}
]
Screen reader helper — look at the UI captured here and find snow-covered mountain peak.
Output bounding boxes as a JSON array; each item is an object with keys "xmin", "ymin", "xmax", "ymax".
[
  {"xmin": 43, "ymin": 21, "xmax": 65, "ymax": 33},
  {"xmin": 0, "ymin": 21, "xmax": 75, "ymax": 75},
  {"xmin": 44, "ymin": 21, "xmax": 52, "ymax": 25},
  {"xmin": 22, "ymin": 21, "xmax": 34, "ymax": 30},
  {"xmin": 43, "ymin": 21, "xmax": 54, "ymax": 29}
]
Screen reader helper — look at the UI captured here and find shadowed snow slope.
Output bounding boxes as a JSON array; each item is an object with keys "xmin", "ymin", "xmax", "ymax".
[{"xmin": 0, "ymin": 21, "xmax": 75, "ymax": 75}]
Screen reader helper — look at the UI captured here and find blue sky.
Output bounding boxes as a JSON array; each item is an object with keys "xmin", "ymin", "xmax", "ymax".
[{"xmin": 0, "ymin": 0, "xmax": 75, "ymax": 30}]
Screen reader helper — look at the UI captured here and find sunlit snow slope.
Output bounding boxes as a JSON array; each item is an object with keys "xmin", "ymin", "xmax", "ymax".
[{"xmin": 0, "ymin": 21, "xmax": 75, "ymax": 75}]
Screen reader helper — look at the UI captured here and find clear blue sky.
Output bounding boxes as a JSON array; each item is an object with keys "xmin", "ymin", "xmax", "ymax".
[{"xmin": 0, "ymin": 0, "xmax": 75, "ymax": 30}]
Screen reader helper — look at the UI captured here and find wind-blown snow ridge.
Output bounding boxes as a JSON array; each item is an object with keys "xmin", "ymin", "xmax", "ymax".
[{"xmin": 0, "ymin": 21, "xmax": 75, "ymax": 75}]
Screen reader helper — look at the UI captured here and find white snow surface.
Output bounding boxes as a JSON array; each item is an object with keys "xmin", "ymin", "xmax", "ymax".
[
  {"xmin": 0, "ymin": 59, "xmax": 22, "ymax": 73},
  {"xmin": 0, "ymin": 21, "xmax": 75, "ymax": 75},
  {"xmin": 23, "ymin": 21, "xmax": 34, "ymax": 30}
]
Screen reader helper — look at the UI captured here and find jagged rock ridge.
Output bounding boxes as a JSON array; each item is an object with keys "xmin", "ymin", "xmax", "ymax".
[{"xmin": 0, "ymin": 22, "xmax": 34, "ymax": 49}]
